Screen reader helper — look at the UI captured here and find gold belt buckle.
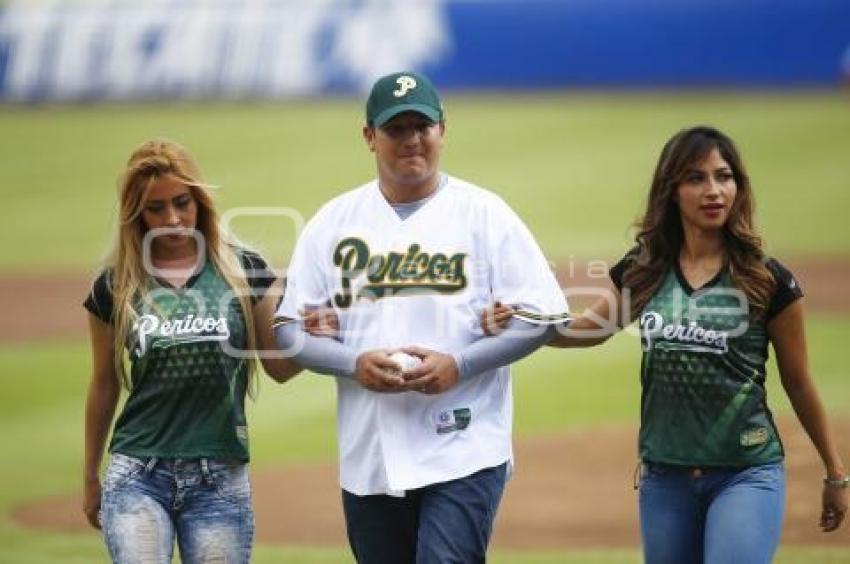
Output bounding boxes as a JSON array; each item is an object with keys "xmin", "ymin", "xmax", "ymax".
[{"xmin": 691, "ymin": 467, "xmax": 704, "ymax": 478}]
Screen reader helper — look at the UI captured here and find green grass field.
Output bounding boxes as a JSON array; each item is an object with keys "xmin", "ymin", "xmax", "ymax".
[
  {"xmin": 1, "ymin": 93, "xmax": 848, "ymax": 562},
  {"xmin": 1, "ymin": 92, "xmax": 849, "ymax": 271}
]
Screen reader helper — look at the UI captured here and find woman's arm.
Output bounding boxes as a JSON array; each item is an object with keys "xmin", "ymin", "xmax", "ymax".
[
  {"xmin": 83, "ymin": 313, "xmax": 121, "ymax": 529},
  {"xmin": 548, "ymin": 287, "xmax": 624, "ymax": 348},
  {"xmin": 768, "ymin": 299, "xmax": 847, "ymax": 532},
  {"xmin": 483, "ymin": 285, "xmax": 624, "ymax": 348},
  {"xmin": 253, "ymin": 291, "xmax": 303, "ymax": 383}
]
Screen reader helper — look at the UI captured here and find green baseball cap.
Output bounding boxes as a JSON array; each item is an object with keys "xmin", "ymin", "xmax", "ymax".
[{"xmin": 366, "ymin": 71, "xmax": 444, "ymax": 128}]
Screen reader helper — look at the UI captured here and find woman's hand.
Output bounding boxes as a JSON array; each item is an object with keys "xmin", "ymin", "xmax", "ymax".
[
  {"xmin": 481, "ymin": 302, "xmax": 515, "ymax": 336},
  {"xmin": 302, "ymin": 307, "xmax": 340, "ymax": 338},
  {"xmin": 820, "ymin": 479, "xmax": 848, "ymax": 532},
  {"xmin": 84, "ymin": 314, "xmax": 119, "ymax": 530},
  {"xmin": 83, "ymin": 477, "xmax": 102, "ymax": 530},
  {"xmin": 769, "ymin": 300, "xmax": 848, "ymax": 534}
]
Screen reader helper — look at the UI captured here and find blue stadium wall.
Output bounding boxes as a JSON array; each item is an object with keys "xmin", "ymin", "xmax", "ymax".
[
  {"xmin": 434, "ymin": 0, "xmax": 850, "ymax": 89},
  {"xmin": 1, "ymin": 0, "xmax": 849, "ymax": 102}
]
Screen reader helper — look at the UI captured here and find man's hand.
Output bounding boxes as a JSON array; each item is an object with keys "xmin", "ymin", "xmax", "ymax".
[
  {"xmin": 399, "ymin": 346, "xmax": 459, "ymax": 394},
  {"xmin": 355, "ymin": 350, "xmax": 406, "ymax": 392}
]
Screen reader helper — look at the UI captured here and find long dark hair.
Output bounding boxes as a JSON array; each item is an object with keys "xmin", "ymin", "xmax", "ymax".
[{"xmin": 622, "ymin": 126, "xmax": 774, "ymax": 320}]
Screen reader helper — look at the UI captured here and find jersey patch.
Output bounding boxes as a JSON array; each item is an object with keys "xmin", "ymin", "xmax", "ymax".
[
  {"xmin": 740, "ymin": 427, "xmax": 769, "ymax": 447},
  {"xmin": 433, "ymin": 408, "xmax": 471, "ymax": 434}
]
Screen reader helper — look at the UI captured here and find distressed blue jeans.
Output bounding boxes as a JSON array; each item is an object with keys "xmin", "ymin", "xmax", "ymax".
[
  {"xmin": 100, "ymin": 453, "xmax": 254, "ymax": 564},
  {"xmin": 638, "ymin": 461, "xmax": 785, "ymax": 564}
]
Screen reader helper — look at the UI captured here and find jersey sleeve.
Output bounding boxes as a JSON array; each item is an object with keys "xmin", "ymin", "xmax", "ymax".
[
  {"xmin": 609, "ymin": 246, "xmax": 640, "ymax": 291},
  {"xmin": 275, "ymin": 215, "xmax": 333, "ymax": 323},
  {"xmin": 237, "ymin": 248, "xmax": 277, "ymax": 304},
  {"xmin": 83, "ymin": 270, "xmax": 115, "ymax": 324},
  {"xmin": 488, "ymin": 200, "xmax": 569, "ymax": 324},
  {"xmin": 765, "ymin": 258, "xmax": 803, "ymax": 322}
]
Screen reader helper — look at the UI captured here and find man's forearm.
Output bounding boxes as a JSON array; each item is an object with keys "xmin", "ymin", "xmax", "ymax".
[
  {"xmin": 274, "ymin": 322, "xmax": 358, "ymax": 378},
  {"xmin": 453, "ymin": 318, "xmax": 557, "ymax": 380}
]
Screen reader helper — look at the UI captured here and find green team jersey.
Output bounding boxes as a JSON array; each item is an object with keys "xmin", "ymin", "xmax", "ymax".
[
  {"xmin": 611, "ymin": 252, "xmax": 802, "ymax": 467},
  {"xmin": 84, "ymin": 250, "xmax": 275, "ymax": 462}
]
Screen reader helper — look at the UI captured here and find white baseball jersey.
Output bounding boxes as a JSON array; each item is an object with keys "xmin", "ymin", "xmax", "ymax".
[{"xmin": 278, "ymin": 174, "xmax": 568, "ymax": 495}]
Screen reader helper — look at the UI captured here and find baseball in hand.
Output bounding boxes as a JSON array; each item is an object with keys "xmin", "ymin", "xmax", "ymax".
[{"xmin": 388, "ymin": 351, "xmax": 422, "ymax": 374}]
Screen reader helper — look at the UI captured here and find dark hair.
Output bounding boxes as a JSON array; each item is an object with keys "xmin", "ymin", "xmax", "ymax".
[{"xmin": 622, "ymin": 126, "xmax": 774, "ymax": 320}]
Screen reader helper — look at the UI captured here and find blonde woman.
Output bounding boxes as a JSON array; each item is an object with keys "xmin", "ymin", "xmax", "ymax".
[{"xmin": 82, "ymin": 139, "xmax": 330, "ymax": 563}]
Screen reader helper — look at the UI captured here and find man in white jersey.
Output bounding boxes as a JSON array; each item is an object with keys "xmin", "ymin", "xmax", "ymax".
[{"xmin": 275, "ymin": 71, "xmax": 569, "ymax": 563}]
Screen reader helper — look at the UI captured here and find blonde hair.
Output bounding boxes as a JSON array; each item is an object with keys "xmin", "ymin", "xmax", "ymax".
[{"xmin": 105, "ymin": 139, "xmax": 257, "ymax": 393}]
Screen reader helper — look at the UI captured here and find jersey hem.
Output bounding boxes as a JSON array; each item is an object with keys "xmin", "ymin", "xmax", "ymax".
[
  {"xmin": 640, "ymin": 454, "xmax": 784, "ymax": 468},
  {"xmin": 110, "ymin": 447, "xmax": 250, "ymax": 463},
  {"xmin": 340, "ymin": 454, "xmax": 513, "ymax": 496}
]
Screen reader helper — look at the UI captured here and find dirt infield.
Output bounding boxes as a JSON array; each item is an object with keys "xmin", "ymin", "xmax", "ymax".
[
  {"xmin": 7, "ymin": 258, "xmax": 850, "ymax": 549},
  {"xmin": 2, "ymin": 258, "xmax": 849, "ymax": 344},
  {"xmin": 13, "ymin": 417, "xmax": 850, "ymax": 548}
]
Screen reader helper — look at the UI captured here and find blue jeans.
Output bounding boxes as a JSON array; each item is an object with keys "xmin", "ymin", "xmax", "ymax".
[
  {"xmin": 100, "ymin": 453, "xmax": 254, "ymax": 564},
  {"xmin": 342, "ymin": 463, "xmax": 508, "ymax": 564},
  {"xmin": 638, "ymin": 461, "xmax": 785, "ymax": 564}
]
